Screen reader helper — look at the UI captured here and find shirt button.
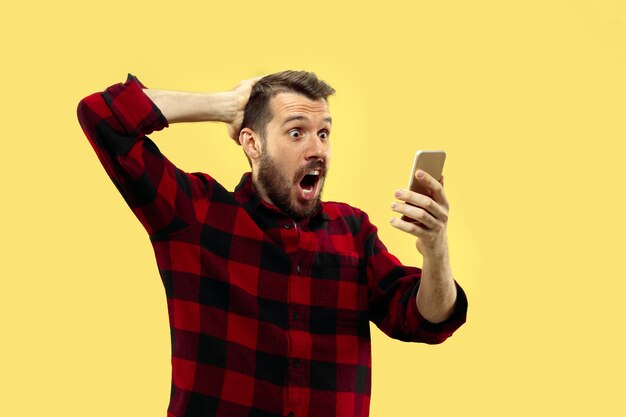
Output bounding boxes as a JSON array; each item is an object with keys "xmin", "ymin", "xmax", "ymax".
[
  {"xmin": 293, "ymin": 312, "xmax": 300, "ymax": 320},
  {"xmin": 283, "ymin": 223, "xmax": 292, "ymax": 229},
  {"xmin": 296, "ymin": 264, "xmax": 301, "ymax": 273},
  {"xmin": 293, "ymin": 359, "xmax": 300, "ymax": 368}
]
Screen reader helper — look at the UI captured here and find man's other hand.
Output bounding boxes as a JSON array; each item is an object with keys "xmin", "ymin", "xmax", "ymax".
[{"xmin": 389, "ymin": 170, "xmax": 450, "ymax": 261}]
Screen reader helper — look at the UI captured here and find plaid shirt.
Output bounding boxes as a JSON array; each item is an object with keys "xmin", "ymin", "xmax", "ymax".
[{"xmin": 77, "ymin": 74, "xmax": 468, "ymax": 417}]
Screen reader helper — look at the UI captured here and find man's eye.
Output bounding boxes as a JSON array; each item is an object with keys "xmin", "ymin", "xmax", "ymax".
[
  {"xmin": 289, "ymin": 129, "xmax": 301, "ymax": 138},
  {"xmin": 319, "ymin": 130, "xmax": 329, "ymax": 140}
]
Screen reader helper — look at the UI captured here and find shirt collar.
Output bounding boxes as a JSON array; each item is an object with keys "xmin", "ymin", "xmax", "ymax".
[{"xmin": 233, "ymin": 172, "xmax": 330, "ymax": 224}]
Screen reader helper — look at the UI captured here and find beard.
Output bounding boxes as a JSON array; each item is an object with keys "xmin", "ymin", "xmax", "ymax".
[{"xmin": 257, "ymin": 151, "xmax": 327, "ymax": 222}]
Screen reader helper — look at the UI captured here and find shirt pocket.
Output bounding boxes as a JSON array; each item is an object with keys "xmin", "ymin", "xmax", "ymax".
[
  {"xmin": 314, "ymin": 308, "xmax": 369, "ymax": 339},
  {"xmin": 316, "ymin": 251, "xmax": 361, "ymax": 282},
  {"xmin": 312, "ymin": 252, "xmax": 367, "ymax": 312}
]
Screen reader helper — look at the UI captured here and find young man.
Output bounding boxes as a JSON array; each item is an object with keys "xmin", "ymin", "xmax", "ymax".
[{"xmin": 77, "ymin": 71, "xmax": 467, "ymax": 417}]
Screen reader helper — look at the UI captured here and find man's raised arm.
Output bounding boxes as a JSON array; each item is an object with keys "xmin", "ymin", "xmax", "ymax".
[
  {"xmin": 76, "ymin": 74, "xmax": 257, "ymax": 236},
  {"xmin": 143, "ymin": 77, "xmax": 259, "ymax": 140}
]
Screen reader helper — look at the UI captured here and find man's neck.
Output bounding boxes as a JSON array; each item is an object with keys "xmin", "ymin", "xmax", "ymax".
[{"xmin": 251, "ymin": 171, "xmax": 275, "ymax": 207}]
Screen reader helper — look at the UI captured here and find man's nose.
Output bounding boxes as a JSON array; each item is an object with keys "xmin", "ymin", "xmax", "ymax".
[{"xmin": 306, "ymin": 135, "xmax": 329, "ymax": 160}]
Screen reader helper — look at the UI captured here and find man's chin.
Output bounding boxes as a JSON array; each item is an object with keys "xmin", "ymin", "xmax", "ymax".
[{"xmin": 289, "ymin": 197, "xmax": 322, "ymax": 221}]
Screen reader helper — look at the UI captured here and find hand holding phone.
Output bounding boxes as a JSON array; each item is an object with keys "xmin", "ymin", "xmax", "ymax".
[{"xmin": 400, "ymin": 150, "xmax": 446, "ymax": 222}]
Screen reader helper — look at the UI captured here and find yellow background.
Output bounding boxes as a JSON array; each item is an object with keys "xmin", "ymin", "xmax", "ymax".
[{"xmin": 2, "ymin": 0, "xmax": 625, "ymax": 416}]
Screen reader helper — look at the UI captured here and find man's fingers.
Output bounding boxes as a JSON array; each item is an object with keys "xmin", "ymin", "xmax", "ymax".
[
  {"xmin": 228, "ymin": 123, "xmax": 240, "ymax": 142},
  {"xmin": 389, "ymin": 216, "xmax": 435, "ymax": 239},
  {"xmin": 414, "ymin": 170, "xmax": 448, "ymax": 207},
  {"xmin": 390, "ymin": 215, "xmax": 421, "ymax": 235},
  {"xmin": 391, "ymin": 202, "xmax": 439, "ymax": 229},
  {"xmin": 393, "ymin": 189, "xmax": 448, "ymax": 223},
  {"xmin": 232, "ymin": 75, "xmax": 264, "ymax": 106},
  {"xmin": 227, "ymin": 75, "xmax": 266, "ymax": 143},
  {"xmin": 238, "ymin": 75, "xmax": 264, "ymax": 90}
]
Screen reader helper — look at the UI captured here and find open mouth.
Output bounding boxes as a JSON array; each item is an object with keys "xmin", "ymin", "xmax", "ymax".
[{"xmin": 297, "ymin": 169, "xmax": 323, "ymax": 201}]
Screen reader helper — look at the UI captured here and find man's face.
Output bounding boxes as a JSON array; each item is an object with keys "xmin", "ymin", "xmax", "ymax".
[{"xmin": 255, "ymin": 92, "xmax": 332, "ymax": 221}]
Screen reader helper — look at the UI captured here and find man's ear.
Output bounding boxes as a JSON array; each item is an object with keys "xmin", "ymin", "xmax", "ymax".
[{"xmin": 239, "ymin": 127, "xmax": 262, "ymax": 161}]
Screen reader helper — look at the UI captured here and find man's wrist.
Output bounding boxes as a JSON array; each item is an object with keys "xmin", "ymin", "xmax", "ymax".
[
  {"xmin": 207, "ymin": 91, "xmax": 239, "ymax": 123},
  {"xmin": 422, "ymin": 241, "xmax": 449, "ymax": 270},
  {"xmin": 143, "ymin": 89, "xmax": 239, "ymax": 124},
  {"xmin": 421, "ymin": 247, "xmax": 452, "ymax": 283}
]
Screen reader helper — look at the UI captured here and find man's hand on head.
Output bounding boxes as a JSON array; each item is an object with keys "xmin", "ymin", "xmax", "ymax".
[{"xmin": 227, "ymin": 76, "xmax": 263, "ymax": 142}]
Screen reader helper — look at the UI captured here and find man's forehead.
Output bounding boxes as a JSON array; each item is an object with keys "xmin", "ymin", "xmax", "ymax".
[{"xmin": 269, "ymin": 92, "xmax": 331, "ymax": 123}]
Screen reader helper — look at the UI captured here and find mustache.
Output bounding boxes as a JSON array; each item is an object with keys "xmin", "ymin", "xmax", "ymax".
[{"xmin": 294, "ymin": 159, "xmax": 328, "ymax": 181}]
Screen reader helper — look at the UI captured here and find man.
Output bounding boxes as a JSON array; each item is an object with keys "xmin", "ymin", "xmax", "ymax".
[{"xmin": 77, "ymin": 71, "xmax": 467, "ymax": 417}]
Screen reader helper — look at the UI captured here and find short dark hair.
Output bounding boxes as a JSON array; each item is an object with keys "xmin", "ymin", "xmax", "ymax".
[{"xmin": 241, "ymin": 70, "xmax": 335, "ymax": 140}]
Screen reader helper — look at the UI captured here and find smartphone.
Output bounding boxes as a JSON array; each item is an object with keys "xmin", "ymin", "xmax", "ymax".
[{"xmin": 401, "ymin": 150, "xmax": 446, "ymax": 222}]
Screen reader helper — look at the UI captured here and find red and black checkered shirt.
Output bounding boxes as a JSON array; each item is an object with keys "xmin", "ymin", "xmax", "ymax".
[{"xmin": 77, "ymin": 74, "xmax": 467, "ymax": 417}]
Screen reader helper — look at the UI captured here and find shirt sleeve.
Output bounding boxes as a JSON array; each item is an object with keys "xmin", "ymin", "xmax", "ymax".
[
  {"xmin": 362, "ymin": 210, "xmax": 468, "ymax": 344},
  {"xmin": 77, "ymin": 74, "xmax": 209, "ymax": 237}
]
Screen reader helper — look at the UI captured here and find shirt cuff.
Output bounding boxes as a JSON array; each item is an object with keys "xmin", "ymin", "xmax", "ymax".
[
  {"xmin": 101, "ymin": 73, "xmax": 169, "ymax": 137},
  {"xmin": 407, "ymin": 280, "xmax": 468, "ymax": 344}
]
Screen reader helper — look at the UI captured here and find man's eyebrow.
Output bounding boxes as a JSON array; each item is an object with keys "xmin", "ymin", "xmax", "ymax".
[
  {"xmin": 281, "ymin": 115, "xmax": 333, "ymax": 126},
  {"xmin": 281, "ymin": 115, "xmax": 307, "ymax": 126}
]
